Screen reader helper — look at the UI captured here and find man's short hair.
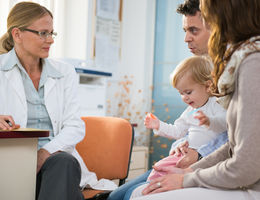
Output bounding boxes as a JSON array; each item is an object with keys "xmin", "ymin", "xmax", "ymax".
[{"xmin": 177, "ymin": 0, "xmax": 200, "ymax": 16}]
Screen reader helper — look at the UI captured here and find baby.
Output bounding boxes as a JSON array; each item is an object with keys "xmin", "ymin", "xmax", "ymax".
[{"xmin": 145, "ymin": 55, "xmax": 227, "ymax": 181}]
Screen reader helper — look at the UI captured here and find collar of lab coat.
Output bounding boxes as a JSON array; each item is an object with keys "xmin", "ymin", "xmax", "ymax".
[{"xmin": 0, "ymin": 48, "xmax": 63, "ymax": 79}]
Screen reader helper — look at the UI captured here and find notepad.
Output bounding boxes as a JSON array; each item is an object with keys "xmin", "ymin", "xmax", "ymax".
[{"xmin": 0, "ymin": 128, "xmax": 49, "ymax": 132}]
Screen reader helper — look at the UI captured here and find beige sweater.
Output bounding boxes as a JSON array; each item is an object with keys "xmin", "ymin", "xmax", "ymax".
[{"xmin": 183, "ymin": 52, "xmax": 260, "ymax": 194}]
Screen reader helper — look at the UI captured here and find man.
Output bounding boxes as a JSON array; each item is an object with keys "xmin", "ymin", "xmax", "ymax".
[
  {"xmin": 171, "ymin": 0, "xmax": 228, "ymax": 169},
  {"xmin": 181, "ymin": 1, "xmax": 210, "ymax": 55},
  {"xmin": 107, "ymin": 1, "xmax": 228, "ymax": 199}
]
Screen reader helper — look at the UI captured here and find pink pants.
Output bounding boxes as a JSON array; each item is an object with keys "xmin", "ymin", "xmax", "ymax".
[{"xmin": 147, "ymin": 154, "xmax": 183, "ymax": 181}]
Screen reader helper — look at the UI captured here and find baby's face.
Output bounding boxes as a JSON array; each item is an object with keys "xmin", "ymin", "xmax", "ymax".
[{"xmin": 175, "ymin": 74, "xmax": 210, "ymax": 108}]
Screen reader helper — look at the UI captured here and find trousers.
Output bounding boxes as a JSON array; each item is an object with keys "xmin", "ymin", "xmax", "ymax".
[
  {"xmin": 36, "ymin": 151, "xmax": 84, "ymax": 200},
  {"xmin": 107, "ymin": 170, "xmax": 151, "ymax": 200}
]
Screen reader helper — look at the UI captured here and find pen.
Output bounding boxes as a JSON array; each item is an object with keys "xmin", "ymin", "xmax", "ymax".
[{"xmin": 5, "ymin": 120, "xmax": 13, "ymax": 127}]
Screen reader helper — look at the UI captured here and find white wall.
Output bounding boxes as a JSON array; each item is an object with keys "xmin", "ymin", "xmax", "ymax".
[
  {"xmin": 62, "ymin": 0, "xmax": 89, "ymax": 60},
  {"xmin": 106, "ymin": 0, "xmax": 156, "ymax": 146},
  {"xmin": 48, "ymin": 0, "xmax": 89, "ymax": 60}
]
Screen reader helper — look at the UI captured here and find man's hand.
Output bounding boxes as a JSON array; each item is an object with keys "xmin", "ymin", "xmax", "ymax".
[
  {"xmin": 176, "ymin": 148, "xmax": 199, "ymax": 168},
  {"xmin": 37, "ymin": 148, "xmax": 51, "ymax": 173}
]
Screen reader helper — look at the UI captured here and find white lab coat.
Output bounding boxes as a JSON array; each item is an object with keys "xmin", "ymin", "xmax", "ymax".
[{"xmin": 0, "ymin": 49, "xmax": 117, "ymax": 190}]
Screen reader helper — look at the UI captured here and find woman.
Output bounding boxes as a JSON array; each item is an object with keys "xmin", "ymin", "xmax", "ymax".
[
  {"xmin": 130, "ymin": 0, "xmax": 260, "ymax": 199},
  {"xmin": 1, "ymin": 2, "xmax": 89, "ymax": 200}
]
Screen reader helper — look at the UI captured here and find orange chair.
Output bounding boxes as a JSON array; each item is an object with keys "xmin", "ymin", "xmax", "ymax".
[{"xmin": 77, "ymin": 116, "xmax": 134, "ymax": 200}]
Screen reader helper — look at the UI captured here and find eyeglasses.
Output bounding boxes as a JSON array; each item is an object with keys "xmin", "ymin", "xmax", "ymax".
[{"xmin": 20, "ymin": 28, "xmax": 57, "ymax": 39}]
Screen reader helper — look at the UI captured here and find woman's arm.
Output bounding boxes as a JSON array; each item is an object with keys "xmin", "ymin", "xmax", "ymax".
[{"xmin": 43, "ymin": 62, "xmax": 85, "ymax": 154}]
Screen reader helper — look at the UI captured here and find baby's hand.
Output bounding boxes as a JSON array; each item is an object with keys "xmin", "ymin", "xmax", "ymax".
[
  {"xmin": 144, "ymin": 113, "xmax": 160, "ymax": 130},
  {"xmin": 170, "ymin": 140, "xmax": 189, "ymax": 156},
  {"xmin": 194, "ymin": 110, "xmax": 210, "ymax": 127}
]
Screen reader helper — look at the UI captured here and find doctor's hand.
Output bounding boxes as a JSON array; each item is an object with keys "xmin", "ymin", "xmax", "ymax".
[
  {"xmin": 37, "ymin": 148, "xmax": 51, "ymax": 173},
  {"xmin": 0, "ymin": 115, "xmax": 20, "ymax": 130}
]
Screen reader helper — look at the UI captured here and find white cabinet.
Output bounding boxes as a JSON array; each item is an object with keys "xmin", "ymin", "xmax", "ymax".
[
  {"xmin": 76, "ymin": 68, "xmax": 112, "ymax": 117},
  {"xmin": 58, "ymin": 58, "xmax": 112, "ymax": 117},
  {"xmin": 127, "ymin": 146, "xmax": 149, "ymax": 181}
]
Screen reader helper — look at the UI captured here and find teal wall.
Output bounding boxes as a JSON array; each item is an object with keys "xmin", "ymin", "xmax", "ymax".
[{"xmin": 149, "ymin": 0, "xmax": 192, "ymax": 168}]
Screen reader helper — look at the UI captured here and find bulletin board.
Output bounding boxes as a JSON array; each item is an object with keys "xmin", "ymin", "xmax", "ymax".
[{"xmin": 92, "ymin": 0, "xmax": 123, "ymax": 70}]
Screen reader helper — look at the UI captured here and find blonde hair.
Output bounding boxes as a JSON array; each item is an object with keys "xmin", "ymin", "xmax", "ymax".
[
  {"xmin": 0, "ymin": 2, "xmax": 52, "ymax": 54},
  {"xmin": 171, "ymin": 55, "xmax": 213, "ymax": 88}
]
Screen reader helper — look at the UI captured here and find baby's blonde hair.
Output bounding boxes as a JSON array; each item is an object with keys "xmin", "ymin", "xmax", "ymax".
[{"xmin": 171, "ymin": 55, "xmax": 213, "ymax": 88}]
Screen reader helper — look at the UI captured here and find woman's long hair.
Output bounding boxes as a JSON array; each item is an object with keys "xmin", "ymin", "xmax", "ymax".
[{"xmin": 200, "ymin": 0, "xmax": 260, "ymax": 94}]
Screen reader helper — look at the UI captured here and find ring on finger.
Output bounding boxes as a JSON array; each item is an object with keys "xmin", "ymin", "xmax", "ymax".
[{"xmin": 156, "ymin": 182, "xmax": 161, "ymax": 188}]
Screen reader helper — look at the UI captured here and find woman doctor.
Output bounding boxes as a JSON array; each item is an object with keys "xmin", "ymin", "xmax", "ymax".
[{"xmin": 0, "ymin": 2, "xmax": 85, "ymax": 200}]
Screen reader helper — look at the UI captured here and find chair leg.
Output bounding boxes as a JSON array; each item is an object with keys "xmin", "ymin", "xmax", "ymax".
[
  {"xmin": 119, "ymin": 179, "xmax": 125, "ymax": 186},
  {"xmin": 85, "ymin": 191, "xmax": 111, "ymax": 200}
]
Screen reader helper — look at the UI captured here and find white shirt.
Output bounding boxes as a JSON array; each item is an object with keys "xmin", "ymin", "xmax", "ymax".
[{"xmin": 154, "ymin": 97, "xmax": 227, "ymax": 149}]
